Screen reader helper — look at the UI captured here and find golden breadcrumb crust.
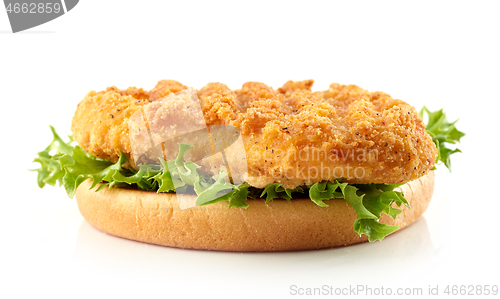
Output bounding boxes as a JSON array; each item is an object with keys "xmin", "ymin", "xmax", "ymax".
[{"xmin": 71, "ymin": 80, "xmax": 437, "ymax": 188}]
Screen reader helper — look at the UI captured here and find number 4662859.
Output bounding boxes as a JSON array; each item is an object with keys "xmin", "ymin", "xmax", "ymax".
[
  {"xmin": 5, "ymin": 2, "xmax": 62, "ymax": 14},
  {"xmin": 444, "ymin": 285, "xmax": 498, "ymax": 296}
]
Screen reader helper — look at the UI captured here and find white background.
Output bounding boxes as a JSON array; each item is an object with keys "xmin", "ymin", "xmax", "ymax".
[{"xmin": 1, "ymin": 1, "xmax": 499, "ymax": 298}]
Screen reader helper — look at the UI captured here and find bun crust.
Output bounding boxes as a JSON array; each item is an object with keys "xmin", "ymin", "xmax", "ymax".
[{"xmin": 75, "ymin": 172, "xmax": 434, "ymax": 251}]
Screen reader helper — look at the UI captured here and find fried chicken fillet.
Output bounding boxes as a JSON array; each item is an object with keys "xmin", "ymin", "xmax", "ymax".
[{"xmin": 71, "ymin": 80, "xmax": 437, "ymax": 188}]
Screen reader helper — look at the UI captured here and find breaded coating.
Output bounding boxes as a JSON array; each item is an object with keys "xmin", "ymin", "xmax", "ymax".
[
  {"xmin": 71, "ymin": 80, "xmax": 437, "ymax": 188},
  {"xmin": 278, "ymin": 79, "xmax": 314, "ymax": 96},
  {"xmin": 231, "ymin": 82, "xmax": 436, "ymax": 187},
  {"xmin": 234, "ymin": 82, "xmax": 277, "ymax": 112},
  {"xmin": 197, "ymin": 83, "xmax": 238, "ymax": 125},
  {"xmin": 149, "ymin": 80, "xmax": 189, "ymax": 101},
  {"xmin": 71, "ymin": 80, "xmax": 187, "ymax": 165}
]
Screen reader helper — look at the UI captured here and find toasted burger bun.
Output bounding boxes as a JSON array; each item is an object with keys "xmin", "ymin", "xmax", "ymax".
[{"xmin": 75, "ymin": 171, "xmax": 434, "ymax": 251}]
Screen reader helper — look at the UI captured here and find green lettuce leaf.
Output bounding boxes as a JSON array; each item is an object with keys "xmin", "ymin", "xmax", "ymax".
[
  {"xmin": 195, "ymin": 171, "xmax": 235, "ymax": 206},
  {"xmin": 152, "ymin": 158, "xmax": 175, "ymax": 192},
  {"xmin": 32, "ymin": 126, "xmax": 73, "ymax": 188},
  {"xmin": 354, "ymin": 219, "xmax": 400, "ymax": 242},
  {"xmin": 228, "ymin": 184, "xmax": 251, "ymax": 208},
  {"xmin": 308, "ymin": 180, "xmax": 406, "ymax": 241},
  {"xmin": 308, "ymin": 181, "xmax": 344, "ymax": 207},
  {"xmin": 261, "ymin": 183, "xmax": 303, "ymax": 204},
  {"xmin": 419, "ymin": 106, "xmax": 465, "ymax": 170},
  {"xmin": 32, "ymin": 128, "xmax": 237, "ymax": 206}
]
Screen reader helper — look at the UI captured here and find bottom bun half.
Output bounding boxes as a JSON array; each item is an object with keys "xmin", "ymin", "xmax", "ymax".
[{"xmin": 75, "ymin": 171, "xmax": 434, "ymax": 251}]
